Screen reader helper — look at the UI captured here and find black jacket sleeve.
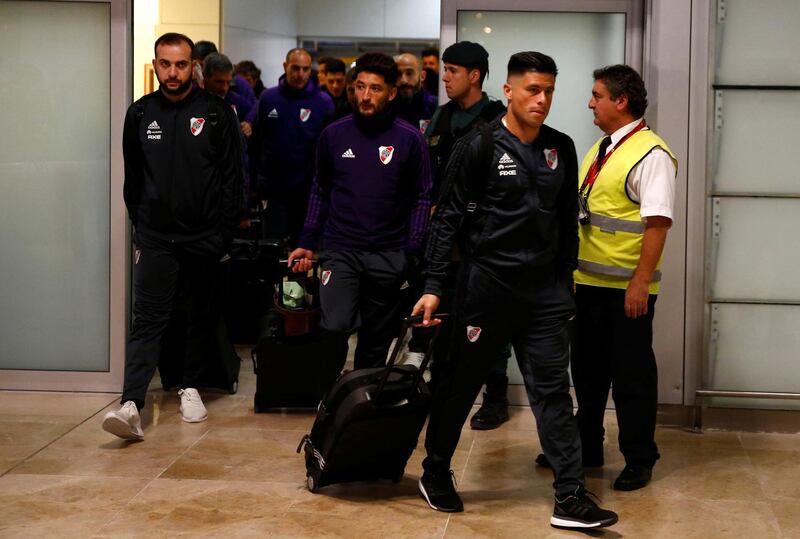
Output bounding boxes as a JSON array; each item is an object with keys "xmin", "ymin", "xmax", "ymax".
[
  {"xmin": 122, "ymin": 105, "xmax": 144, "ymax": 226},
  {"xmin": 556, "ymin": 134, "xmax": 579, "ymax": 279},
  {"xmin": 217, "ymin": 103, "xmax": 246, "ymax": 249},
  {"xmin": 422, "ymin": 131, "xmax": 482, "ymax": 297}
]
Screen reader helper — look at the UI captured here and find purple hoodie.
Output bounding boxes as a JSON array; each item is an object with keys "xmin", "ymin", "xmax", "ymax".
[
  {"xmin": 256, "ymin": 75, "xmax": 334, "ymax": 197},
  {"xmin": 299, "ymin": 114, "xmax": 433, "ymax": 255}
]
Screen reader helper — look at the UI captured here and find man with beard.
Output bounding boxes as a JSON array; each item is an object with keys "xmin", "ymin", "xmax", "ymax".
[
  {"xmin": 103, "ymin": 33, "xmax": 244, "ymax": 440},
  {"xmin": 287, "ymin": 52, "xmax": 432, "ymax": 371},
  {"xmin": 257, "ymin": 48, "xmax": 334, "ymax": 246},
  {"xmin": 394, "ymin": 52, "xmax": 437, "ymax": 133},
  {"xmin": 411, "ymin": 51, "xmax": 618, "ymax": 530}
]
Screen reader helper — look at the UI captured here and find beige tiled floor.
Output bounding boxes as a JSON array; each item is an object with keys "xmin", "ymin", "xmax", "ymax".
[{"xmin": 2, "ymin": 364, "xmax": 800, "ymax": 538}]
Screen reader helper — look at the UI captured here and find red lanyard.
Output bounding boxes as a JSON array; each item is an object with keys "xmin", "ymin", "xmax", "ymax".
[{"xmin": 580, "ymin": 120, "xmax": 647, "ymax": 196}]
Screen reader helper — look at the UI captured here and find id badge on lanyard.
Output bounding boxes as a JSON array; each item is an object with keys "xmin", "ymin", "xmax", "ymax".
[{"xmin": 578, "ymin": 120, "xmax": 646, "ymax": 226}]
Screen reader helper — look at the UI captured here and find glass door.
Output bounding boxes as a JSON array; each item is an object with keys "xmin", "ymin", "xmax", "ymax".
[{"xmin": 0, "ymin": 0, "xmax": 129, "ymax": 392}]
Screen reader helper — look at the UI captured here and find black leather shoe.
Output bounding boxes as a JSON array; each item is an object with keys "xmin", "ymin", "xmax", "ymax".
[
  {"xmin": 535, "ymin": 453, "xmax": 604, "ymax": 469},
  {"xmin": 613, "ymin": 464, "xmax": 652, "ymax": 491},
  {"xmin": 469, "ymin": 393, "xmax": 509, "ymax": 430}
]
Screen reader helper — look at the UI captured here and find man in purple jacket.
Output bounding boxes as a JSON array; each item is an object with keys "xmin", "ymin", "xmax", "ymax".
[
  {"xmin": 395, "ymin": 52, "xmax": 438, "ymax": 134},
  {"xmin": 288, "ymin": 52, "xmax": 433, "ymax": 370},
  {"xmin": 257, "ymin": 48, "xmax": 334, "ymax": 246}
]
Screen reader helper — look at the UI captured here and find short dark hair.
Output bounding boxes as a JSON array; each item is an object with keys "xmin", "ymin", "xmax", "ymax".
[
  {"xmin": 593, "ymin": 64, "xmax": 648, "ymax": 118},
  {"xmin": 421, "ymin": 47, "xmax": 439, "ymax": 59},
  {"xmin": 354, "ymin": 53, "xmax": 399, "ymax": 86},
  {"xmin": 325, "ymin": 58, "xmax": 346, "ymax": 75},
  {"xmin": 317, "ymin": 56, "xmax": 336, "ymax": 69},
  {"xmin": 192, "ymin": 40, "xmax": 217, "ymax": 61},
  {"xmin": 154, "ymin": 32, "xmax": 195, "ymax": 58},
  {"xmin": 235, "ymin": 60, "xmax": 261, "ymax": 79},
  {"xmin": 507, "ymin": 51, "xmax": 558, "ymax": 78},
  {"xmin": 203, "ymin": 52, "xmax": 233, "ymax": 77}
]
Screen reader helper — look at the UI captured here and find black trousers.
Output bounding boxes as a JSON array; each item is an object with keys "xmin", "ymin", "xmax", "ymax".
[
  {"xmin": 122, "ymin": 232, "xmax": 224, "ymax": 410},
  {"xmin": 407, "ymin": 265, "xmax": 512, "ymax": 396},
  {"xmin": 423, "ymin": 263, "xmax": 584, "ymax": 496},
  {"xmin": 570, "ymin": 284, "xmax": 660, "ymax": 467},
  {"xmin": 318, "ymin": 250, "xmax": 409, "ymax": 369}
]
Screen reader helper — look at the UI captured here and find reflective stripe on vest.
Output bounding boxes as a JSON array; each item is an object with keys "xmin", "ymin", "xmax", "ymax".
[
  {"xmin": 588, "ymin": 212, "xmax": 645, "ymax": 234},
  {"xmin": 574, "ymin": 129, "xmax": 676, "ymax": 293},
  {"xmin": 577, "ymin": 260, "xmax": 662, "ymax": 282}
]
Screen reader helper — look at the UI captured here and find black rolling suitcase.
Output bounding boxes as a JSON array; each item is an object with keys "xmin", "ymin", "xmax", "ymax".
[
  {"xmin": 224, "ymin": 238, "xmax": 284, "ymax": 345},
  {"xmin": 297, "ymin": 315, "xmax": 444, "ymax": 492},
  {"xmin": 252, "ymin": 261, "xmax": 347, "ymax": 411},
  {"xmin": 159, "ymin": 283, "xmax": 241, "ymax": 394}
]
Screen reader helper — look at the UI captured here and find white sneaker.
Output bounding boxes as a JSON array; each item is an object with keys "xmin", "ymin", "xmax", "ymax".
[
  {"xmin": 102, "ymin": 401, "xmax": 144, "ymax": 440},
  {"xmin": 178, "ymin": 388, "xmax": 208, "ymax": 423}
]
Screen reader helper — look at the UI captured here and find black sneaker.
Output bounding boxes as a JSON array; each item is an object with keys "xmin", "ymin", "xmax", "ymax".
[
  {"xmin": 418, "ymin": 469, "xmax": 464, "ymax": 512},
  {"xmin": 469, "ymin": 393, "xmax": 509, "ymax": 430},
  {"xmin": 551, "ymin": 487, "xmax": 618, "ymax": 529},
  {"xmin": 613, "ymin": 464, "xmax": 652, "ymax": 491}
]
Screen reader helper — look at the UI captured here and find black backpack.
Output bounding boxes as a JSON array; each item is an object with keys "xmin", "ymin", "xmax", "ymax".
[{"xmin": 436, "ymin": 120, "xmax": 496, "ymax": 221}]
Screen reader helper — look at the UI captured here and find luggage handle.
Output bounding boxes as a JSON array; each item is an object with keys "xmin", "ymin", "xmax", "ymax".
[
  {"xmin": 276, "ymin": 259, "xmax": 320, "ymax": 309},
  {"xmin": 373, "ymin": 313, "xmax": 448, "ymax": 403}
]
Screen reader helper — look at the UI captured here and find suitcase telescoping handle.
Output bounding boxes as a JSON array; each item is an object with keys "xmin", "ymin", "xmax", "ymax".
[
  {"xmin": 373, "ymin": 313, "xmax": 448, "ymax": 403},
  {"xmin": 276, "ymin": 258, "xmax": 320, "ymax": 308}
]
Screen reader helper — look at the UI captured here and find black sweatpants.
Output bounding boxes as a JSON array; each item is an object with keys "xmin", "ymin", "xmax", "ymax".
[
  {"xmin": 571, "ymin": 284, "xmax": 660, "ymax": 467},
  {"xmin": 122, "ymin": 232, "xmax": 224, "ymax": 410},
  {"xmin": 318, "ymin": 250, "xmax": 409, "ymax": 369},
  {"xmin": 423, "ymin": 263, "xmax": 584, "ymax": 496}
]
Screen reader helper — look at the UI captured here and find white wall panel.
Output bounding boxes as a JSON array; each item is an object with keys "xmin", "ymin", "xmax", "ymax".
[
  {"xmin": 709, "ymin": 197, "xmax": 800, "ymax": 302},
  {"xmin": 296, "ymin": 0, "xmax": 384, "ymax": 38},
  {"xmin": 296, "ymin": 0, "xmax": 439, "ymax": 39},
  {"xmin": 224, "ymin": 27, "xmax": 298, "ymax": 88},
  {"xmin": 708, "ymin": 303, "xmax": 800, "ymax": 410},
  {"xmin": 712, "ymin": 90, "xmax": 800, "ymax": 195},
  {"xmin": 224, "ymin": 0, "xmax": 296, "ymax": 35},
  {"xmin": 715, "ymin": 0, "xmax": 800, "ymax": 85},
  {"xmin": 223, "ymin": 0, "xmax": 299, "ymax": 90},
  {"xmin": 385, "ymin": 0, "xmax": 440, "ymax": 39}
]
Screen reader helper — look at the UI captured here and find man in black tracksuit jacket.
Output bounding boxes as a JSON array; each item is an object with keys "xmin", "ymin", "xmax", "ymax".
[
  {"xmin": 413, "ymin": 52, "xmax": 618, "ymax": 530},
  {"xmin": 103, "ymin": 33, "xmax": 244, "ymax": 441}
]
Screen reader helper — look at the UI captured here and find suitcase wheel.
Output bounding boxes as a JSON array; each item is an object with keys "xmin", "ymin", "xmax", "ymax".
[{"xmin": 306, "ymin": 474, "xmax": 319, "ymax": 493}]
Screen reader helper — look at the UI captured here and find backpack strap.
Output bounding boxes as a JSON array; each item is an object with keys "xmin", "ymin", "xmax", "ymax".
[{"xmin": 464, "ymin": 121, "xmax": 495, "ymax": 216}]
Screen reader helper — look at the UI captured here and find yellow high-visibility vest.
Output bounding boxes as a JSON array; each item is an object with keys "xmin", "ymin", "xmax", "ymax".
[{"xmin": 574, "ymin": 130, "xmax": 677, "ymax": 294}]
